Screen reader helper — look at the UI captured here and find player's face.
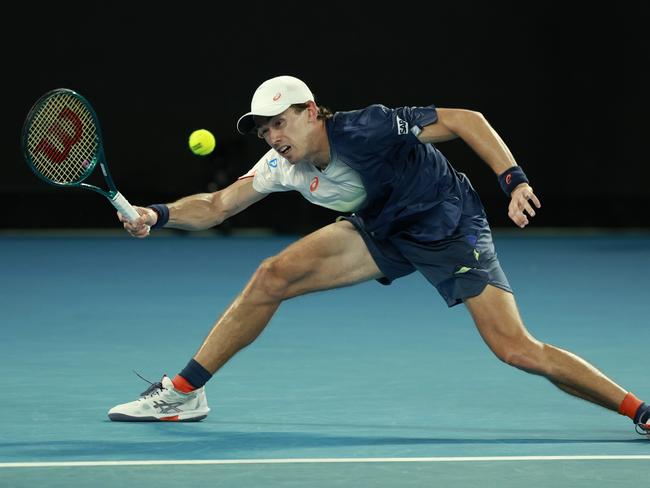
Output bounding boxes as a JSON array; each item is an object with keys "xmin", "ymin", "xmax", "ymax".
[{"xmin": 256, "ymin": 107, "xmax": 316, "ymax": 164}]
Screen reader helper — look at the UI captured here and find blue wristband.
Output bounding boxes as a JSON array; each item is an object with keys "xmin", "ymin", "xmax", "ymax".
[
  {"xmin": 498, "ymin": 166, "xmax": 529, "ymax": 197},
  {"xmin": 147, "ymin": 204, "xmax": 169, "ymax": 229}
]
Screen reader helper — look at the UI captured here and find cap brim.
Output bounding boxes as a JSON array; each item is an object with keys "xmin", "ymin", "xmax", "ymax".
[
  {"xmin": 236, "ymin": 103, "xmax": 292, "ymax": 135},
  {"xmin": 236, "ymin": 113, "xmax": 256, "ymax": 135}
]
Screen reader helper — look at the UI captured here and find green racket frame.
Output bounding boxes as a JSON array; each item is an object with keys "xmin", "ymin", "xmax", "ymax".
[{"xmin": 21, "ymin": 88, "xmax": 139, "ymax": 221}]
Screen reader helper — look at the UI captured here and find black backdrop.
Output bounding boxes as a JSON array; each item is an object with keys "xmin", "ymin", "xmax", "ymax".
[{"xmin": 4, "ymin": 1, "xmax": 648, "ymax": 233}]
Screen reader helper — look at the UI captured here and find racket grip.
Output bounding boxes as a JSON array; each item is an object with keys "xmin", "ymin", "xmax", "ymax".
[{"xmin": 110, "ymin": 192, "xmax": 140, "ymax": 222}]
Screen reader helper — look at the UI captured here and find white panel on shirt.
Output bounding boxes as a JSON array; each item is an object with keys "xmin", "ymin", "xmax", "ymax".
[{"xmin": 240, "ymin": 148, "xmax": 367, "ymax": 213}]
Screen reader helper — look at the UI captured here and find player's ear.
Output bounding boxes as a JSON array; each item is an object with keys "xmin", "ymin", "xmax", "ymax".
[{"xmin": 306, "ymin": 100, "xmax": 319, "ymax": 122}]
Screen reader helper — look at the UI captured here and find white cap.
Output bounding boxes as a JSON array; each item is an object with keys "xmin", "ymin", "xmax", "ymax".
[{"xmin": 236, "ymin": 75, "xmax": 314, "ymax": 134}]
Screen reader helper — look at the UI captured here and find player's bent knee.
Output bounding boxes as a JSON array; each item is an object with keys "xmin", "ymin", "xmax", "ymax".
[
  {"xmin": 248, "ymin": 256, "xmax": 293, "ymax": 301},
  {"xmin": 492, "ymin": 339, "xmax": 543, "ymax": 373}
]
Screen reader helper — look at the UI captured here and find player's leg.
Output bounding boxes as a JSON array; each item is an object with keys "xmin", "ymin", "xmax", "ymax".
[
  {"xmin": 108, "ymin": 219, "xmax": 384, "ymax": 421},
  {"xmin": 465, "ymin": 284, "xmax": 649, "ymax": 430},
  {"xmin": 395, "ymin": 210, "xmax": 649, "ymax": 432},
  {"xmin": 465, "ymin": 285, "xmax": 626, "ymax": 409},
  {"xmin": 193, "ymin": 219, "xmax": 383, "ymax": 373}
]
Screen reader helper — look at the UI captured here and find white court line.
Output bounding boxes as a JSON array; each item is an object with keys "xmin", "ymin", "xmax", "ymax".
[{"xmin": 2, "ymin": 455, "xmax": 650, "ymax": 468}]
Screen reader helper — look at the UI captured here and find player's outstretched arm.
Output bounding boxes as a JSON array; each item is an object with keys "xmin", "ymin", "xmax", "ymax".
[{"xmin": 118, "ymin": 177, "xmax": 267, "ymax": 237}]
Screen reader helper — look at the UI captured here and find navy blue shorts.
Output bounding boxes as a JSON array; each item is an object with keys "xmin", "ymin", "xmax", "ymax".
[{"xmin": 339, "ymin": 213, "xmax": 512, "ymax": 307}]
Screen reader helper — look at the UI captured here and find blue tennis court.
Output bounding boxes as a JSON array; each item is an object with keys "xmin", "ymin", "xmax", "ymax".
[{"xmin": 1, "ymin": 231, "xmax": 649, "ymax": 487}]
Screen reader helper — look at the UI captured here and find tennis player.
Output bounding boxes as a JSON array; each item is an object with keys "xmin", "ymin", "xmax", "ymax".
[{"xmin": 108, "ymin": 76, "xmax": 649, "ymax": 435}]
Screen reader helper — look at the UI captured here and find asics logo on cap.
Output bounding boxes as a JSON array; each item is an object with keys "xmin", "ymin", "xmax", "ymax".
[{"xmin": 237, "ymin": 76, "xmax": 314, "ymax": 135}]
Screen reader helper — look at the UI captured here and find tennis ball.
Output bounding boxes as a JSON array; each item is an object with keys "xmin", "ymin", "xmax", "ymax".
[{"xmin": 188, "ymin": 129, "xmax": 215, "ymax": 156}]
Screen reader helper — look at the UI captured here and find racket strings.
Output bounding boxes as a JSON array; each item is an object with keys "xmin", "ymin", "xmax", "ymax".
[{"xmin": 26, "ymin": 93, "xmax": 99, "ymax": 184}]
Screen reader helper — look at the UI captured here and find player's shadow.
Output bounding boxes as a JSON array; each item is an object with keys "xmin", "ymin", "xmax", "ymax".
[{"xmin": 1, "ymin": 429, "xmax": 644, "ymax": 460}]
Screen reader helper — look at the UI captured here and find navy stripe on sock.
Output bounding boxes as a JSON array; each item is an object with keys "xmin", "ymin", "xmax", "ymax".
[
  {"xmin": 179, "ymin": 359, "xmax": 212, "ymax": 389},
  {"xmin": 634, "ymin": 402, "xmax": 649, "ymax": 424}
]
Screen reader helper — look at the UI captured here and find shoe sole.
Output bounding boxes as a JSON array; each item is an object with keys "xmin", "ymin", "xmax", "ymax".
[{"xmin": 108, "ymin": 413, "xmax": 208, "ymax": 422}]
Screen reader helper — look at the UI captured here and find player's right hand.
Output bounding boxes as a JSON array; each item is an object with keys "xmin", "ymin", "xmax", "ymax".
[{"xmin": 117, "ymin": 206, "xmax": 155, "ymax": 238}]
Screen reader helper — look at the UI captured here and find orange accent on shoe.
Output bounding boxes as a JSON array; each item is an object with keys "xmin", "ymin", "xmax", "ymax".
[
  {"xmin": 160, "ymin": 415, "xmax": 179, "ymax": 421},
  {"xmin": 618, "ymin": 392, "xmax": 643, "ymax": 419},
  {"xmin": 172, "ymin": 375, "xmax": 196, "ymax": 393}
]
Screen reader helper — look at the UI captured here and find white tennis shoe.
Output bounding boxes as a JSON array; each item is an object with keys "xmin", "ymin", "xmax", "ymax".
[
  {"xmin": 636, "ymin": 421, "xmax": 650, "ymax": 436},
  {"xmin": 108, "ymin": 375, "xmax": 210, "ymax": 422}
]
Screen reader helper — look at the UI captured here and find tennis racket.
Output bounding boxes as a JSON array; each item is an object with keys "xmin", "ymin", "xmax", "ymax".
[{"xmin": 21, "ymin": 88, "xmax": 140, "ymax": 222}]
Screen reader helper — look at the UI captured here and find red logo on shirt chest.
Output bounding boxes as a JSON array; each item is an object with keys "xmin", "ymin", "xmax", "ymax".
[{"xmin": 310, "ymin": 176, "xmax": 319, "ymax": 192}]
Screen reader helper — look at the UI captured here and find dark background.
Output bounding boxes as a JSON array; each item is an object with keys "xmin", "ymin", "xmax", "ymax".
[{"xmin": 4, "ymin": 1, "xmax": 648, "ymax": 234}]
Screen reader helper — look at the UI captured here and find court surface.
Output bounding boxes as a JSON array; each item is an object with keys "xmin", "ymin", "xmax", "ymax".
[{"xmin": 1, "ymin": 230, "xmax": 649, "ymax": 487}]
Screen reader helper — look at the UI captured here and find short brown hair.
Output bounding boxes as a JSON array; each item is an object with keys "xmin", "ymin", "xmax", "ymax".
[{"xmin": 291, "ymin": 103, "xmax": 334, "ymax": 120}]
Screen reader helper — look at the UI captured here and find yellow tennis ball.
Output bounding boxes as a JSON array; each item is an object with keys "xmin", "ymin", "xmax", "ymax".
[{"xmin": 188, "ymin": 129, "xmax": 215, "ymax": 156}]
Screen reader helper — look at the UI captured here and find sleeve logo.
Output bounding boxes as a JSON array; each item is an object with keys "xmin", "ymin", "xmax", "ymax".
[
  {"xmin": 267, "ymin": 157, "xmax": 278, "ymax": 168},
  {"xmin": 396, "ymin": 115, "xmax": 409, "ymax": 135}
]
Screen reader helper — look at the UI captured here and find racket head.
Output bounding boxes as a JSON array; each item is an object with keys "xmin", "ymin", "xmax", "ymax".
[{"xmin": 22, "ymin": 88, "xmax": 103, "ymax": 187}]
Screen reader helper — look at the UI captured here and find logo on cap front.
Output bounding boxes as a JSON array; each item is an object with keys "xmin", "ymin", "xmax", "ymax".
[{"xmin": 272, "ymin": 92, "xmax": 282, "ymax": 101}]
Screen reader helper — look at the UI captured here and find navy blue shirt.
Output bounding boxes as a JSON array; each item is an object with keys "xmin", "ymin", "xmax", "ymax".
[{"xmin": 326, "ymin": 104, "xmax": 486, "ymax": 241}]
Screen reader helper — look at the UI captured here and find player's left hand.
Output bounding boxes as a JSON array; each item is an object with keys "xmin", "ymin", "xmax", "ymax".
[{"xmin": 508, "ymin": 184, "xmax": 541, "ymax": 228}]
